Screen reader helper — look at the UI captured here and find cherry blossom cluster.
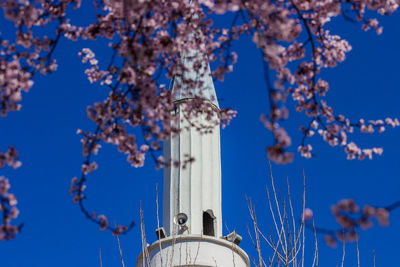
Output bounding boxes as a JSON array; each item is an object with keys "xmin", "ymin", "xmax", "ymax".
[
  {"xmin": 0, "ymin": 146, "xmax": 21, "ymax": 169},
  {"xmin": 1, "ymin": 0, "xmax": 399, "ymax": 235},
  {"xmin": 69, "ymin": 131, "xmax": 135, "ymax": 235},
  {"xmin": 0, "ymin": 147, "xmax": 22, "ymax": 241},
  {"xmin": 246, "ymin": 0, "xmax": 400, "ymax": 163},
  {"xmin": 304, "ymin": 198, "xmax": 399, "ymax": 248},
  {"xmin": 0, "ymin": 0, "xmax": 81, "ymax": 116}
]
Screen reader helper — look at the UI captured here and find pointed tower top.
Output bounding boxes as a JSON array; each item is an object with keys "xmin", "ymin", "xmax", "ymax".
[
  {"xmin": 170, "ymin": 39, "xmax": 219, "ymax": 108},
  {"xmin": 170, "ymin": 0, "xmax": 219, "ymax": 108}
]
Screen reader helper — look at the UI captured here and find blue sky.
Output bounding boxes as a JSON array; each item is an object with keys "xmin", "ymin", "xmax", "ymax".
[{"xmin": 1, "ymin": 3, "xmax": 400, "ymax": 267}]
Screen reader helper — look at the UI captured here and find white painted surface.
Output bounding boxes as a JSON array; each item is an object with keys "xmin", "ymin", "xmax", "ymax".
[
  {"xmin": 163, "ymin": 105, "xmax": 222, "ymax": 238},
  {"xmin": 136, "ymin": 235, "xmax": 250, "ymax": 267}
]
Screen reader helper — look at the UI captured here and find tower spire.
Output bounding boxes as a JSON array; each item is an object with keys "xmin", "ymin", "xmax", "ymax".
[{"xmin": 170, "ymin": 43, "xmax": 219, "ymax": 108}]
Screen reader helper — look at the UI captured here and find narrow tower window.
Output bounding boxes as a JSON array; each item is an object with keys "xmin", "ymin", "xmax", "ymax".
[{"xmin": 203, "ymin": 210, "xmax": 215, "ymax": 236}]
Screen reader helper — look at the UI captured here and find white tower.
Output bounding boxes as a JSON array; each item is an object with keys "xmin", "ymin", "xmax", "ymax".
[{"xmin": 137, "ymin": 23, "xmax": 249, "ymax": 267}]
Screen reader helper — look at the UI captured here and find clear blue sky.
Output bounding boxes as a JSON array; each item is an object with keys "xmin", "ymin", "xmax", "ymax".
[{"xmin": 1, "ymin": 3, "xmax": 399, "ymax": 266}]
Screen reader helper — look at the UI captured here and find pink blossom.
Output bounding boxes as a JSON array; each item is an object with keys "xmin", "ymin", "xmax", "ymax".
[
  {"xmin": 303, "ymin": 208, "xmax": 313, "ymax": 220},
  {"xmin": 298, "ymin": 145, "xmax": 313, "ymax": 159},
  {"xmin": 98, "ymin": 215, "xmax": 109, "ymax": 231},
  {"xmin": 376, "ymin": 208, "xmax": 390, "ymax": 226},
  {"xmin": 363, "ymin": 205, "xmax": 376, "ymax": 217},
  {"xmin": 81, "ymin": 162, "xmax": 98, "ymax": 175},
  {"xmin": 358, "ymin": 218, "xmax": 373, "ymax": 230},
  {"xmin": 324, "ymin": 235, "xmax": 337, "ymax": 248}
]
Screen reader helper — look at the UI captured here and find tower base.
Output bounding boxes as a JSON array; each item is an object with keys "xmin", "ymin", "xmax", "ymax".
[{"xmin": 136, "ymin": 235, "xmax": 250, "ymax": 267}]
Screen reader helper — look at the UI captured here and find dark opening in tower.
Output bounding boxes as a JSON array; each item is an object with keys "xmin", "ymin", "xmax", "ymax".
[{"xmin": 203, "ymin": 210, "xmax": 215, "ymax": 236}]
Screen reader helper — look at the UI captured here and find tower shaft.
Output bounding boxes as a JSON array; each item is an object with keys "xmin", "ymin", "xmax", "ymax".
[{"xmin": 163, "ymin": 103, "xmax": 222, "ymax": 237}]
